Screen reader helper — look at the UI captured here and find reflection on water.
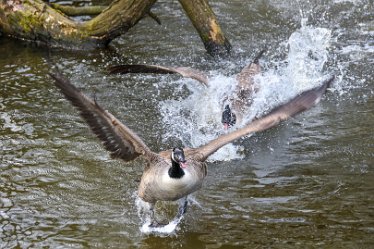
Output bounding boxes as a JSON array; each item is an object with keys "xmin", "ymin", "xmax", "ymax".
[{"xmin": 1, "ymin": 0, "xmax": 373, "ymax": 247}]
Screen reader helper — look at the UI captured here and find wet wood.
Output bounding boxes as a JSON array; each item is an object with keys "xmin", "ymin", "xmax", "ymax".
[{"xmin": 178, "ymin": 0, "xmax": 231, "ymax": 57}]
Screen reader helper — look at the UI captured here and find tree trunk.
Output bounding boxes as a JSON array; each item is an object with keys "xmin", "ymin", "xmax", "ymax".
[
  {"xmin": 0, "ymin": 0, "xmax": 157, "ymax": 49},
  {"xmin": 178, "ymin": 0, "xmax": 231, "ymax": 57}
]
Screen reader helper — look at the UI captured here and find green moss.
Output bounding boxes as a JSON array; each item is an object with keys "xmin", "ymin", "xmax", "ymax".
[
  {"xmin": 13, "ymin": 4, "xmax": 45, "ymax": 34},
  {"xmin": 18, "ymin": 14, "xmax": 33, "ymax": 33}
]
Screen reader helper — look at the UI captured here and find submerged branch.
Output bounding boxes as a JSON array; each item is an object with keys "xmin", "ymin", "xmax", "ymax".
[{"xmin": 50, "ymin": 3, "xmax": 106, "ymax": 16}]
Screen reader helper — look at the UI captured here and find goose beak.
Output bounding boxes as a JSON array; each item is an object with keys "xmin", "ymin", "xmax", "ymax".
[{"xmin": 180, "ymin": 161, "xmax": 188, "ymax": 168}]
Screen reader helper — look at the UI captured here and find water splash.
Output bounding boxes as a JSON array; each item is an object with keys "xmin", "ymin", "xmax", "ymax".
[
  {"xmin": 134, "ymin": 193, "xmax": 202, "ymax": 234},
  {"xmin": 160, "ymin": 75, "xmax": 244, "ymax": 161},
  {"xmin": 159, "ymin": 20, "xmax": 333, "ymax": 161},
  {"xmin": 247, "ymin": 19, "xmax": 332, "ymax": 121},
  {"xmin": 140, "ymin": 217, "xmax": 182, "ymax": 235},
  {"xmin": 135, "ymin": 195, "xmax": 183, "ymax": 235}
]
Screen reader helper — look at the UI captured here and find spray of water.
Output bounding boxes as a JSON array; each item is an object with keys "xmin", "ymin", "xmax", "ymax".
[
  {"xmin": 248, "ymin": 18, "xmax": 332, "ymax": 120},
  {"xmin": 140, "ymin": 216, "xmax": 182, "ymax": 235},
  {"xmin": 135, "ymin": 193, "xmax": 201, "ymax": 234},
  {"xmin": 135, "ymin": 194, "xmax": 182, "ymax": 234},
  {"xmin": 160, "ymin": 75, "xmax": 244, "ymax": 161},
  {"xmin": 159, "ymin": 21, "xmax": 332, "ymax": 163}
]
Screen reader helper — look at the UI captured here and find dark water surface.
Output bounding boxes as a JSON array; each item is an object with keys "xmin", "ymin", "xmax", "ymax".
[{"xmin": 1, "ymin": 0, "xmax": 373, "ymax": 248}]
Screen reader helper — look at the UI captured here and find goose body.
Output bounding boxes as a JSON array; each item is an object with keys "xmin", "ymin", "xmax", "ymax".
[
  {"xmin": 49, "ymin": 70, "xmax": 333, "ymax": 227},
  {"xmin": 224, "ymin": 49, "xmax": 265, "ymax": 127},
  {"xmin": 138, "ymin": 151, "xmax": 206, "ymax": 204}
]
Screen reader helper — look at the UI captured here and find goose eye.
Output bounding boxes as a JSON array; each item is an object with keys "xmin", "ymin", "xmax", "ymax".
[
  {"xmin": 175, "ymin": 153, "xmax": 182, "ymax": 161},
  {"xmin": 177, "ymin": 152, "xmax": 185, "ymax": 161}
]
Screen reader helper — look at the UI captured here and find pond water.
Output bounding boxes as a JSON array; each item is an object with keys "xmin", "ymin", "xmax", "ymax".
[{"xmin": 1, "ymin": 0, "xmax": 373, "ymax": 248}]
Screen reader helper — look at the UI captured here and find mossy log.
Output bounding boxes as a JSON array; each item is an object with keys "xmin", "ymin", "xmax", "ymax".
[
  {"xmin": 0, "ymin": 0, "xmax": 157, "ymax": 49},
  {"xmin": 51, "ymin": 3, "xmax": 161, "ymax": 25},
  {"xmin": 0, "ymin": 0, "xmax": 231, "ymax": 57}
]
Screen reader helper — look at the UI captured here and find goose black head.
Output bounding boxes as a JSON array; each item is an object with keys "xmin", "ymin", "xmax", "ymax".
[
  {"xmin": 171, "ymin": 147, "xmax": 187, "ymax": 168},
  {"xmin": 221, "ymin": 105, "xmax": 236, "ymax": 129}
]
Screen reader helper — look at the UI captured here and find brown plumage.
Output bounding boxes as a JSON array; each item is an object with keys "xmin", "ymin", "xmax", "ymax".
[
  {"xmin": 49, "ymin": 71, "xmax": 333, "ymax": 227},
  {"xmin": 109, "ymin": 64, "xmax": 209, "ymax": 86},
  {"xmin": 226, "ymin": 49, "xmax": 266, "ymax": 126}
]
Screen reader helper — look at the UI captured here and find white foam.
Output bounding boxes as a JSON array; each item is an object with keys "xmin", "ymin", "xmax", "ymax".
[
  {"xmin": 134, "ymin": 194, "xmax": 184, "ymax": 235},
  {"xmin": 134, "ymin": 194, "xmax": 202, "ymax": 234},
  {"xmin": 140, "ymin": 216, "xmax": 182, "ymax": 234},
  {"xmin": 159, "ymin": 20, "xmax": 334, "ymax": 162}
]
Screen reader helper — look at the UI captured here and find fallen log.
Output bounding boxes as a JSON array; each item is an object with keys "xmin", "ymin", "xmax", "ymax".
[{"xmin": 0, "ymin": 0, "xmax": 157, "ymax": 49}]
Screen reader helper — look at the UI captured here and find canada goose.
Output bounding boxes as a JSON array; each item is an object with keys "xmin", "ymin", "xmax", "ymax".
[
  {"xmin": 108, "ymin": 50, "xmax": 265, "ymax": 129},
  {"xmin": 49, "ymin": 71, "xmax": 333, "ymax": 227}
]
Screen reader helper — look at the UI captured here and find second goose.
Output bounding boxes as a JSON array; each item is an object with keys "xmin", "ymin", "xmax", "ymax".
[{"xmin": 109, "ymin": 50, "xmax": 266, "ymax": 129}]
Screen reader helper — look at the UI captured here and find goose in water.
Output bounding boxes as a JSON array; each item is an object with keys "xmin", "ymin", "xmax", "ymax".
[
  {"xmin": 222, "ymin": 49, "xmax": 265, "ymax": 128},
  {"xmin": 49, "ymin": 71, "xmax": 333, "ymax": 227},
  {"xmin": 109, "ymin": 50, "xmax": 265, "ymax": 129}
]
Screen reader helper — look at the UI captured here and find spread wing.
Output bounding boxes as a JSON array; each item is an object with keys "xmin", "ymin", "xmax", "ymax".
[
  {"xmin": 194, "ymin": 76, "xmax": 334, "ymax": 161},
  {"xmin": 49, "ymin": 71, "xmax": 157, "ymax": 162},
  {"xmin": 108, "ymin": 64, "xmax": 209, "ymax": 86}
]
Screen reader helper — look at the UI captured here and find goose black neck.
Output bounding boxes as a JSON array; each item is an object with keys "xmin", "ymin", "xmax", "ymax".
[{"xmin": 168, "ymin": 159, "xmax": 185, "ymax": 179}]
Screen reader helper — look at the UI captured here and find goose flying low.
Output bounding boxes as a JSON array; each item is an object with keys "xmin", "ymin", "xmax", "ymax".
[{"xmin": 49, "ymin": 71, "xmax": 333, "ymax": 227}]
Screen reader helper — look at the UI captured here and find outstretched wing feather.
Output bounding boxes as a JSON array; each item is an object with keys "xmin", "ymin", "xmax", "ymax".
[
  {"xmin": 49, "ymin": 71, "xmax": 153, "ymax": 162},
  {"xmin": 109, "ymin": 64, "xmax": 209, "ymax": 86},
  {"xmin": 195, "ymin": 76, "xmax": 334, "ymax": 161}
]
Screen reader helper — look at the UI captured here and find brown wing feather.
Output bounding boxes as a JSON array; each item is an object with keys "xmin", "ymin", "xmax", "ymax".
[
  {"xmin": 109, "ymin": 64, "xmax": 176, "ymax": 75},
  {"xmin": 195, "ymin": 76, "xmax": 334, "ymax": 161},
  {"xmin": 49, "ymin": 71, "xmax": 156, "ymax": 162},
  {"xmin": 108, "ymin": 64, "xmax": 209, "ymax": 86}
]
